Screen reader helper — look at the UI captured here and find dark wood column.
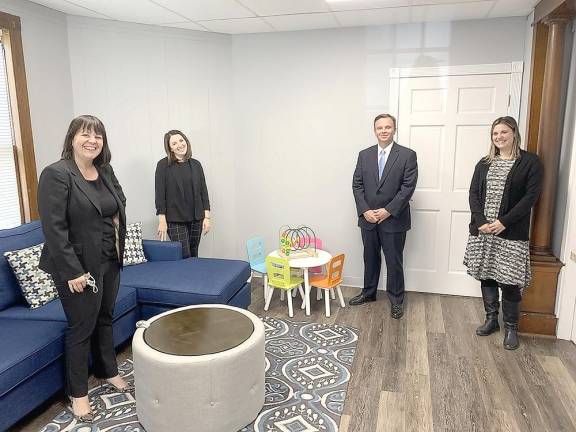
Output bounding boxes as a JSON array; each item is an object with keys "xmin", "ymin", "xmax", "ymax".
[
  {"xmin": 525, "ymin": 22, "xmax": 548, "ymax": 155},
  {"xmin": 531, "ymin": 18, "xmax": 569, "ymax": 255},
  {"xmin": 520, "ymin": 0, "xmax": 576, "ymax": 335}
]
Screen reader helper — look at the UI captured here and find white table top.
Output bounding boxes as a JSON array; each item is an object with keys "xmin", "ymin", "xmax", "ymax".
[{"xmin": 268, "ymin": 249, "xmax": 332, "ymax": 269}]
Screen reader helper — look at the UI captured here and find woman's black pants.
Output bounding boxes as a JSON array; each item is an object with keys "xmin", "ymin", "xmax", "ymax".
[
  {"xmin": 54, "ymin": 260, "xmax": 121, "ymax": 397},
  {"xmin": 481, "ymin": 279, "xmax": 522, "ymax": 302},
  {"xmin": 167, "ymin": 220, "xmax": 203, "ymax": 258}
]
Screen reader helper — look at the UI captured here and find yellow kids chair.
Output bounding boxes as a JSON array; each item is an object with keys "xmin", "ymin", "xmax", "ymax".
[
  {"xmin": 309, "ymin": 254, "xmax": 346, "ymax": 318},
  {"xmin": 265, "ymin": 256, "xmax": 305, "ymax": 318}
]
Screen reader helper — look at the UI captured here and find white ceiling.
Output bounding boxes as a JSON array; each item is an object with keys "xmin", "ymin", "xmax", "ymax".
[{"xmin": 28, "ymin": 0, "xmax": 540, "ymax": 34}]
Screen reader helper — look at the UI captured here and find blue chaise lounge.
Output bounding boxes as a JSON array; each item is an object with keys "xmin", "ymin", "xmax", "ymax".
[{"xmin": 0, "ymin": 221, "xmax": 251, "ymax": 431}]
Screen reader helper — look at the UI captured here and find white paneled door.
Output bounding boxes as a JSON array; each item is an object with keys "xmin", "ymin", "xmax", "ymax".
[{"xmin": 396, "ymin": 73, "xmax": 512, "ymax": 297}]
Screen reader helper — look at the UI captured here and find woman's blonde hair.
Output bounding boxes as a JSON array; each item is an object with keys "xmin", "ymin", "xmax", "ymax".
[{"xmin": 484, "ymin": 116, "xmax": 521, "ymax": 163}]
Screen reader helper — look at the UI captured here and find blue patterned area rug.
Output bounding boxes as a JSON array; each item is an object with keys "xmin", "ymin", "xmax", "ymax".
[{"xmin": 39, "ymin": 317, "xmax": 359, "ymax": 432}]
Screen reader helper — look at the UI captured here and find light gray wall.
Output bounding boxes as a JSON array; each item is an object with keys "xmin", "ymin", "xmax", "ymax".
[
  {"xmin": 19, "ymin": 10, "xmax": 529, "ymax": 281},
  {"xmin": 519, "ymin": 12, "xmax": 535, "ymax": 143},
  {"xmin": 66, "ymin": 17, "xmax": 235, "ymax": 258},
  {"xmin": 555, "ymin": 21, "xmax": 576, "ymax": 340},
  {"xmin": 0, "ymin": 0, "xmax": 74, "ymax": 175},
  {"xmin": 552, "ymin": 23, "xmax": 575, "ymax": 258},
  {"xmin": 231, "ymin": 17, "xmax": 529, "ymax": 285}
]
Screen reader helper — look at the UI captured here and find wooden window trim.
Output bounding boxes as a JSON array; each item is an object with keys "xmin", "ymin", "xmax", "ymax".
[{"xmin": 0, "ymin": 11, "xmax": 38, "ymax": 222}]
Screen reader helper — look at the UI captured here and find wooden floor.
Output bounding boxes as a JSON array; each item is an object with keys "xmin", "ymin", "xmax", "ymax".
[{"xmin": 11, "ymin": 281, "xmax": 576, "ymax": 432}]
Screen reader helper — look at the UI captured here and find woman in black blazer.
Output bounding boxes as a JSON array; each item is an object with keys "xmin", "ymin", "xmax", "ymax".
[
  {"xmin": 155, "ymin": 130, "xmax": 211, "ymax": 258},
  {"xmin": 464, "ymin": 116, "xmax": 543, "ymax": 350},
  {"xmin": 38, "ymin": 115, "xmax": 131, "ymax": 422}
]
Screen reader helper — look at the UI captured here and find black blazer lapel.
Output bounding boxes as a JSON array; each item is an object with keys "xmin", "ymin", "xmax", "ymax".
[
  {"xmin": 371, "ymin": 146, "xmax": 380, "ymax": 185},
  {"xmin": 99, "ymin": 166, "xmax": 126, "ymax": 220},
  {"xmin": 66, "ymin": 159, "xmax": 102, "ymax": 215},
  {"xmin": 378, "ymin": 144, "xmax": 400, "ymax": 189}
]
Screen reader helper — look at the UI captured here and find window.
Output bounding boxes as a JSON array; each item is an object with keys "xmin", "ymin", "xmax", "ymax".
[
  {"xmin": 0, "ymin": 38, "xmax": 20, "ymax": 229},
  {"xmin": 0, "ymin": 12, "xmax": 37, "ymax": 229}
]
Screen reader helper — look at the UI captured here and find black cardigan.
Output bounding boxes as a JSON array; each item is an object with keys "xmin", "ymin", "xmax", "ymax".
[
  {"xmin": 468, "ymin": 150, "xmax": 543, "ymax": 241},
  {"xmin": 155, "ymin": 157, "xmax": 210, "ymax": 222}
]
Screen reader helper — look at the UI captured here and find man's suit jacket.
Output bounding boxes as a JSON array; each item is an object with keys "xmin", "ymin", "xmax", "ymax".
[
  {"xmin": 38, "ymin": 159, "xmax": 127, "ymax": 283},
  {"xmin": 352, "ymin": 142, "xmax": 418, "ymax": 232}
]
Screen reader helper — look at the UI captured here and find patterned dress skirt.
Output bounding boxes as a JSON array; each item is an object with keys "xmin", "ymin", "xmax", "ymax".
[{"xmin": 463, "ymin": 159, "xmax": 531, "ymax": 288}]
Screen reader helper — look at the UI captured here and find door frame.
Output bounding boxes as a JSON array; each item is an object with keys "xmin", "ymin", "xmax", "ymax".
[
  {"xmin": 556, "ymin": 174, "xmax": 576, "ymax": 341},
  {"xmin": 571, "ymin": 300, "xmax": 576, "ymax": 343},
  {"xmin": 389, "ymin": 62, "xmax": 524, "ymax": 136},
  {"xmin": 556, "ymin": 111, "xmax": 576, "ymax": 341}
]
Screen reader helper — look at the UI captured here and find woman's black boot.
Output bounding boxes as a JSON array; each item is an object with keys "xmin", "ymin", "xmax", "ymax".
[
  {"xmin": 502, "ymin": 298, "xmax": 520, "ymax": 350},
  {"xmin": 476, "ymin": 284, "xmax": 500, "ymax": 336}
]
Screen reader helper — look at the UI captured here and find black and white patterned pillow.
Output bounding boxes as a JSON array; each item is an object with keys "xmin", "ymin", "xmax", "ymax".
[
  {"xmin": 123, "ymin": 222, "xmax": 147, "ymax": 266},
  {"xmin": 3, "ymin": 243, "xmax": 59, "ymax": 308}
]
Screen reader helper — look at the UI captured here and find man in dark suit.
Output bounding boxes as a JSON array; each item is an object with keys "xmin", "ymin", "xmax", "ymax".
[{"xmin": 351, "ymin": 114, "xmax": 418, "ymax": 319}]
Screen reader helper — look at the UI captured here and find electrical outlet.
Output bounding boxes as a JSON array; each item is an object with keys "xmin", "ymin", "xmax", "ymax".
[{"xmin": 571, "ymin": 250, "xmax": 576, "ymax": 262}]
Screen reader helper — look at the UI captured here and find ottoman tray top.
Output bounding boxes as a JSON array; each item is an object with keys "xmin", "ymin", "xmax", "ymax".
[{"xmin": 143, "ymin": 307, "xmax": 254, "ymax": 356}]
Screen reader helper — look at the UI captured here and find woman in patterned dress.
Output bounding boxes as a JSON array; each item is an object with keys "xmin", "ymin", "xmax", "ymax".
[{"xmin": 464, "ymin": 116, "xmax": 543, "ymax": 350}]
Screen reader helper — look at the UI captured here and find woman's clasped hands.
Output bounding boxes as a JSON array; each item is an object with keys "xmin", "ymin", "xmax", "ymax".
[{"xmin": 479, "ymin": 220, "xmax": 506, "ymax": 235}]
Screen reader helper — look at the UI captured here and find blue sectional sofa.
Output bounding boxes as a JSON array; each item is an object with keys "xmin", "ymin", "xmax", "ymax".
[{"xmin": 0, "ymin": 221, "xmax": 251, "ymax": 431}]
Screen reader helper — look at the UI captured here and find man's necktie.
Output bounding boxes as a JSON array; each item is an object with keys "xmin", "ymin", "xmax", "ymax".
[{"xmin": 378, "ymin": 151, "xmax": 386, "ymax": 180}]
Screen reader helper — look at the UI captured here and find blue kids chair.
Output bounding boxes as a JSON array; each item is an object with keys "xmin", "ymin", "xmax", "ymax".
[{"xmin": 246, "ymin": 237, "xmax": 269, "ymax": 299}]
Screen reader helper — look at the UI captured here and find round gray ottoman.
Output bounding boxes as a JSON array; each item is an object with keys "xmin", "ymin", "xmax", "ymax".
[{"xmin": 132, "ymin": 304, "xmax": 265, "ymax": 432}]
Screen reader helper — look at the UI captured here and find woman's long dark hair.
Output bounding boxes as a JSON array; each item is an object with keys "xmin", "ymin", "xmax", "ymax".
[
  {"xmin": 164, "ymin": 130, "xmax": 192, "ymax": 163},
  {"xmin": 61, "ymin": 115, "xmax": 111, "ymax": 166}
]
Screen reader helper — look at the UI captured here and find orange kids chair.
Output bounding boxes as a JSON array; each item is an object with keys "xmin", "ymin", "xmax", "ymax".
[{"xmin": 309, "ymin": 254, "xmax": 345, "ymax": 317}]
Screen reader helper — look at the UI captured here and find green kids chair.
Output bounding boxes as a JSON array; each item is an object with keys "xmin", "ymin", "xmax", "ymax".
[{"xmin": 265, "ymin": 256, "xmax": 305, "ymax": 317}]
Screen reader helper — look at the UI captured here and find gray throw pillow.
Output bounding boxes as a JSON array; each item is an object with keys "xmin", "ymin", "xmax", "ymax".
[
  {"xmin": 123, "ymin": 222, "xmax": 147, "ymax": 266},
  {"xmin": 3, "ymin": 243, "xmax": 58, "ymax": 308}
]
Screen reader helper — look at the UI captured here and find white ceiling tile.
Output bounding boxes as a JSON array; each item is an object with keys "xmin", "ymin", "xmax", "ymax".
[
  {"xmin": 327, "ymin": 0, "xmax": 409, "ymax": 12},
  {"xmin": 263, "ymin": 13, "xmax": 339, "ymax": 31},
  {"xmin": 199, "ymin": 17, "xmax": 274, "ymax": 34},
  {"xmin": 410, "ymin": 2, "xmax": 494, "ymax": 23},
  {"xmin": 411, "ymin": 0, "xmax": 486, "ymax": 4},
  {"xmin": 28, "ymin": 0, "xmax": 536, "ymax": 33},
  {"xmin": 160, "ymin": 21, "xmax": 209, "ymax": 31},
  {"xmin": 488, "ymin": 0, "xmax": 539, "ymax": 18},
  {"xmin": 28, "ymin": 0, "xmax": 112, "ymax": 18},
  {"xmin": 335, "ymin": 7, "xmax": 411, "ymax": 27},
  {"xmin": 67, "ymin": 0, "xmax": 185, "ymax": 24},
  {"xmin": 151, "ymin": 0, "xmax": 255, "ymax": 21},
  {"xmin": 238, "ymin": 0, "xmax": 330, "ymax": 16}
]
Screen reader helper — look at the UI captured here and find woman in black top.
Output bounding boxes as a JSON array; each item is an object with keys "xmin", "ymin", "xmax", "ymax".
[
  {"xmin": 464, "ymin": 116, "xmax": 543, "ymax": 350},
  {"xmin": 155, "ymin": 130, "xmax": 211, "ymax": 257},
  {"xmin": 38, "ymin": 115, "xmax": 131, "ymax": 422}
]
